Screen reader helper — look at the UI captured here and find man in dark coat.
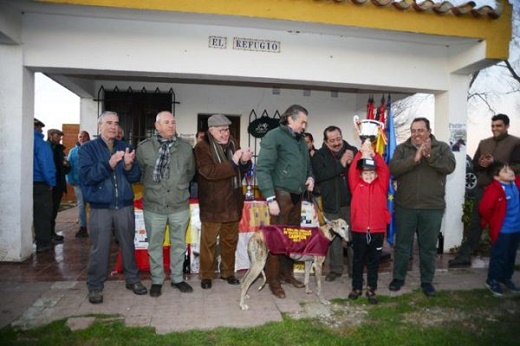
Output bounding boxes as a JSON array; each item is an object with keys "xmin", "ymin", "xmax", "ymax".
[
  {"xmin": 194, "ymin": 114, "xmax": 252, "ymax": 289},
  {"xmin": 312, "ymin": 125, "xmax": 357, "ymax": 281},
  {"xmin": 47, "ymin": 128, "xmax": 70, "ymax": 243}
]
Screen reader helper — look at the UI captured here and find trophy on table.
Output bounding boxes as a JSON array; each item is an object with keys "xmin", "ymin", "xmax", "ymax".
[{"xmin": 244, "ymin": 167, "xmax": 255, "ymax": 201}]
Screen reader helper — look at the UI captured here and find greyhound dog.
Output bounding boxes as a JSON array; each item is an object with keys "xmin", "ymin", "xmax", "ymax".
[{"xmin": 239, "ymin": 219, "xmax": 349, "ymax": 311}]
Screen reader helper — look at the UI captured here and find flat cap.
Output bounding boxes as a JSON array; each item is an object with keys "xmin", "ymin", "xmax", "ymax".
[
  {"xmin": 47, "ymin": 129, "xmax": 64, "ymax": 137},
  {"xmin": 208, "ymin": 114, "xmax": 231, "ymax": 127},
  {"xmin": 34, "ymin": 118, "xmax": 45, "ymax": 127}
]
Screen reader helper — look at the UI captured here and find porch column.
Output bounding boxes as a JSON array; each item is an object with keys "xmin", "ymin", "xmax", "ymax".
[
  {"xmin": 434, "ymin": 73, "xmax": 471, "ymax": 252},
  {"xmin": 80, "ymin": 97, "xmax": 99, "ymax": 137},
  {"xmin": 0, "ymin": 44, "xmax": 35, "ymax": 261}
]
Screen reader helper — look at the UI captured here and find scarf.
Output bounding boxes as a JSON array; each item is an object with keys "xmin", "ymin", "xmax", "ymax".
[
  {"xmin": 208, "ymin": 134, "xmax": 241, "ymax": 189},
  {"xmin": 152, "ymin": 134, "xmax": 176, "ymax": 183}
]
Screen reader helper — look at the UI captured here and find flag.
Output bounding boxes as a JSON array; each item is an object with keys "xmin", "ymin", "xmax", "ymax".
[
  {"xmin": 385, "ymin": 95, "xmax": 397, "ymax": 246},
  {"xmin": 367, "ymin": 95, "xmax": 375, "ymax": 120},
  {"xmin": 375, "ymin": 95, "xmax": 387, "ymax": 156}
]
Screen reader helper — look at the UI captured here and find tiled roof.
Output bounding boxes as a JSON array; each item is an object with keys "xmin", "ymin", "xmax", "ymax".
[{"xmin": 333, "ymin": 0, "xmax": 502, "ymax": 19}]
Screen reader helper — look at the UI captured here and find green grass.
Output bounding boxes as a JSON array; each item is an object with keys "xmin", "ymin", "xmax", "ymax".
[{"xmin": 2, "ymin": 289, "xmax": 519, "ymax": 346}]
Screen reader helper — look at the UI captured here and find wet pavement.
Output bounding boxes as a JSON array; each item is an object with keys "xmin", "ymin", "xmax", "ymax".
[{"xmin": 0, "ymin": 207, "xmax": 501, "ymax": 334}]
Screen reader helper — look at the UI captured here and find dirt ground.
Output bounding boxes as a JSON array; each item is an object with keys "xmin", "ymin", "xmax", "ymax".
[{"xmin": 295, "ymin": 296, "xmax": 520, "ymax": 331}]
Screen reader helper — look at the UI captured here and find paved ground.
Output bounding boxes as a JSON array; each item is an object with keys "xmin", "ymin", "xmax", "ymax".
[
  {"xmin": 0, "ymin": 207, "xmax": 509, "ymax": 334},
  {"xmin": 2, "ymin": 262, "xmax": 494, "ymax": 334}
]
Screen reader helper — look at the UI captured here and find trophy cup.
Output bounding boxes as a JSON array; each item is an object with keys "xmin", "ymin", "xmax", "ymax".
[
  {"xmin": 353, "ymin": 115, "xmax": 385, "ymax": 143},
  {"xmin": 244, "ymin": 169, "xmax": 255, "ymax": 201}
]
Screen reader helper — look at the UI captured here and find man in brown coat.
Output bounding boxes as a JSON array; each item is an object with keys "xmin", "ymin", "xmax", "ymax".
[
  {"xmin": 449, "ymin": 113, "xmax": 520, "ymax": 268},
  {"xmin": 194, "ymin": 114, "xmax": 253, "ymax": 289}
]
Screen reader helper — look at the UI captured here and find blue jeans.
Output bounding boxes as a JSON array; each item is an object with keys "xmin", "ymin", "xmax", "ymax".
[
  {"xmin": 73, "ymin": 185, "xmax": 87, "ymax": 227},
  {"xmin": 487, "ymin": 232, "xmax": 520, "ymax": 283}
]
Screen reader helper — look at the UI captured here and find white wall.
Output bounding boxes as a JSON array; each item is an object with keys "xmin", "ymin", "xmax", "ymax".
[
  {"xmin": 86, "ymin": 80, "xmax": 366, "ymax": 150},
  {"xmin": 21, "ymin": 12, "xmax": 456, "ymax": 93}
]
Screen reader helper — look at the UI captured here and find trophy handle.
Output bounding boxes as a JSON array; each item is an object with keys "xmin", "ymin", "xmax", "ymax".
[
  {"xmin": 375, "ymin": 120, "xmax": 385, "ymax": 131},
  {"xmin": 353, "ymin": 115, "xmax": 361, "ymax": 135}
]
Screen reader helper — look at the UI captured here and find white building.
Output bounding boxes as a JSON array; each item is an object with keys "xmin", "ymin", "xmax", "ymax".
[{"xmin": 0, "ymin": 0, "xmax": 512, "ymax": 261}]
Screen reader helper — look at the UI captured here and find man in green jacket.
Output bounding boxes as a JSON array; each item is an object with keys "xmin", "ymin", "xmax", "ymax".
[
  {"xmin": 256, "ymin": 104, "xmax": 315, "ymax": 299},
  {"xmin": 136, "ymin": 111, "xmax": 195, "ymax": 297},
  {"xmin": 388, "ymin": 117, "xmax": 455, "ymax": 297}
]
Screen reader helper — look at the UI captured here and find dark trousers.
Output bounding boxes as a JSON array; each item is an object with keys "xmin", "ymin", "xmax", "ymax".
[
  {"xmin": 271, "ymin": 190, "xmax": 302, "ymax": 276},
  {"xmin": 456, "ymin": 186, "xmax": 484, "ymax": 259},
  {"xmin": 87, "ymin": 206, "xmax": 140, "ymax": 291},
  {"xmin": 351, "ymin": 231, "xmax": 384, "ymax": 290},
  {"xmin": 487, "ymin": 232, "xmax": 520, "ymax": 283},
  {"xmin": 51, "ymin": 187, "xmax": 64, "ymax": 233},
  {"xmin": 33, "ymin": 183, "xmax": 53, "ymax": 247},
  {"xmin": 392, "ymin": 206, "xmax": 444, "ymax": 284}
]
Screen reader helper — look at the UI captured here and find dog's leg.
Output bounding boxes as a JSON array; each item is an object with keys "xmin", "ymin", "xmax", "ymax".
[
  {"xmin": 304, "ymin": 260, "xmax": 312, "ymax": 294},
  {"xmin": 258, "ymin": 270, "xmax": 267, "ymax": 291},
  {"xmin": 315, "ymin": 256, "xmax": 330, "ymax": 305},
  {"xmin": 239, "ymin": 232, "xmax": 268, "ymax": 311}
]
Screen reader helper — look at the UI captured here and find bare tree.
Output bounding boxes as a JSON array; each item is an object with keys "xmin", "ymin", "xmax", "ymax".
[{"xmin": 468, "ymin": 6, "xmax": 520, "ymax": 116}]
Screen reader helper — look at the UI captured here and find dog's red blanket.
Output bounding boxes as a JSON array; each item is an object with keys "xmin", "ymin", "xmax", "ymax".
[{"xmin": 261, "ymin": 225, "xmax": 330, "ymax": 256}]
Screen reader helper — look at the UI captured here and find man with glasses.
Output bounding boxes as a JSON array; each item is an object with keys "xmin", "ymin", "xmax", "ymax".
[
  {"xmin": 194, "ymin": 114, "xmax": 252, "ymax": 289},
  {"xmin": 311, "ymin": 126, "xmax": 357, "ymax": 281},
  {"xmin": 388, "ymin": 117, "xmax": 455, "ymax": 297}
]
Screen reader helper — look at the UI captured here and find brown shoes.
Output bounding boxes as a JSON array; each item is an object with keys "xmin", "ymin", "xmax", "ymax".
[
  {"xmin": 269, "ymin": 282, "xmax": 286, "ymax": 299},
  {"xmin": 281, "ymin": 275, "xmax": 305, "ymax": 288}
]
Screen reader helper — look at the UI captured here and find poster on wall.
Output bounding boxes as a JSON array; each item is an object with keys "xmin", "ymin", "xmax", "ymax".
[{"xmin": 449, "ymin": 123, "xmax": 467, "ymax": 152}]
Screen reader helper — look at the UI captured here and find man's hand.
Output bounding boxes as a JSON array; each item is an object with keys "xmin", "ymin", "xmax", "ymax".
[
  {"xmin": 340, "ymin": 149, "xmax": 355, "ymax": 166},
  {"xmin": 268, "ymin": 200, "xmax": 280, "ymax": 216},
  {"xmin": 422, "ymin": 138, "xmax": 432, "ymax": 158},
  {"xmin": 414, "ymin": 138, "xmax": 431, "ymax": 163},
  {"xmin": 240, "ymin": 148, "xmax": 253, "ymax": 163},
  {"xmin": 124, "ymin": 148, "xmax": 135, "ymax": 165},
  {"xmin": 109, "ymin": 151, "xmax": 125, "ymax": 169},
  {"xmin": 232, "ymin": 149, "xmax": 243, "ymax": 165},
  {"xmin": 305, "ymin": 177, "xmax": 314, "ymax": 192},
  {"xmin": 478, "ymin": 154, "xmax": 494, "ymax": 168}
]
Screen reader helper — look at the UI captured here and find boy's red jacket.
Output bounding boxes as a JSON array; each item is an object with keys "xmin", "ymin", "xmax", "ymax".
[
  {"xmin": 479, "ymin": 176, "xmax": 520, "ymax": 244},
  {"xmin": 348, "ymin": 152, "xmax": 390, "ymax": 233}
]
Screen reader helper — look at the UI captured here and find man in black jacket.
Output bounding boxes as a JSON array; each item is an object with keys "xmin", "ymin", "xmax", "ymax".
[
  {"xmin": 311, "ymin": 126, "xmax": 357, "ymax": 281},
  {"xmin": 47, "ymin": 129, "xmax": 70, "ymax": 243}
]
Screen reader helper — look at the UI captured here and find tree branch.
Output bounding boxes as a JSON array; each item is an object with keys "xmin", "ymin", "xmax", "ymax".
[{"xmin": 504, "ymin": 60, "xmax": 520, "ymax": 84}]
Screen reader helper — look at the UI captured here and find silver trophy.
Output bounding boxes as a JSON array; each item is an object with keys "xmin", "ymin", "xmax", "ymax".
[{"xmin": 353, "ymin": 115, "xmax": 385, "ymax": 143}]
